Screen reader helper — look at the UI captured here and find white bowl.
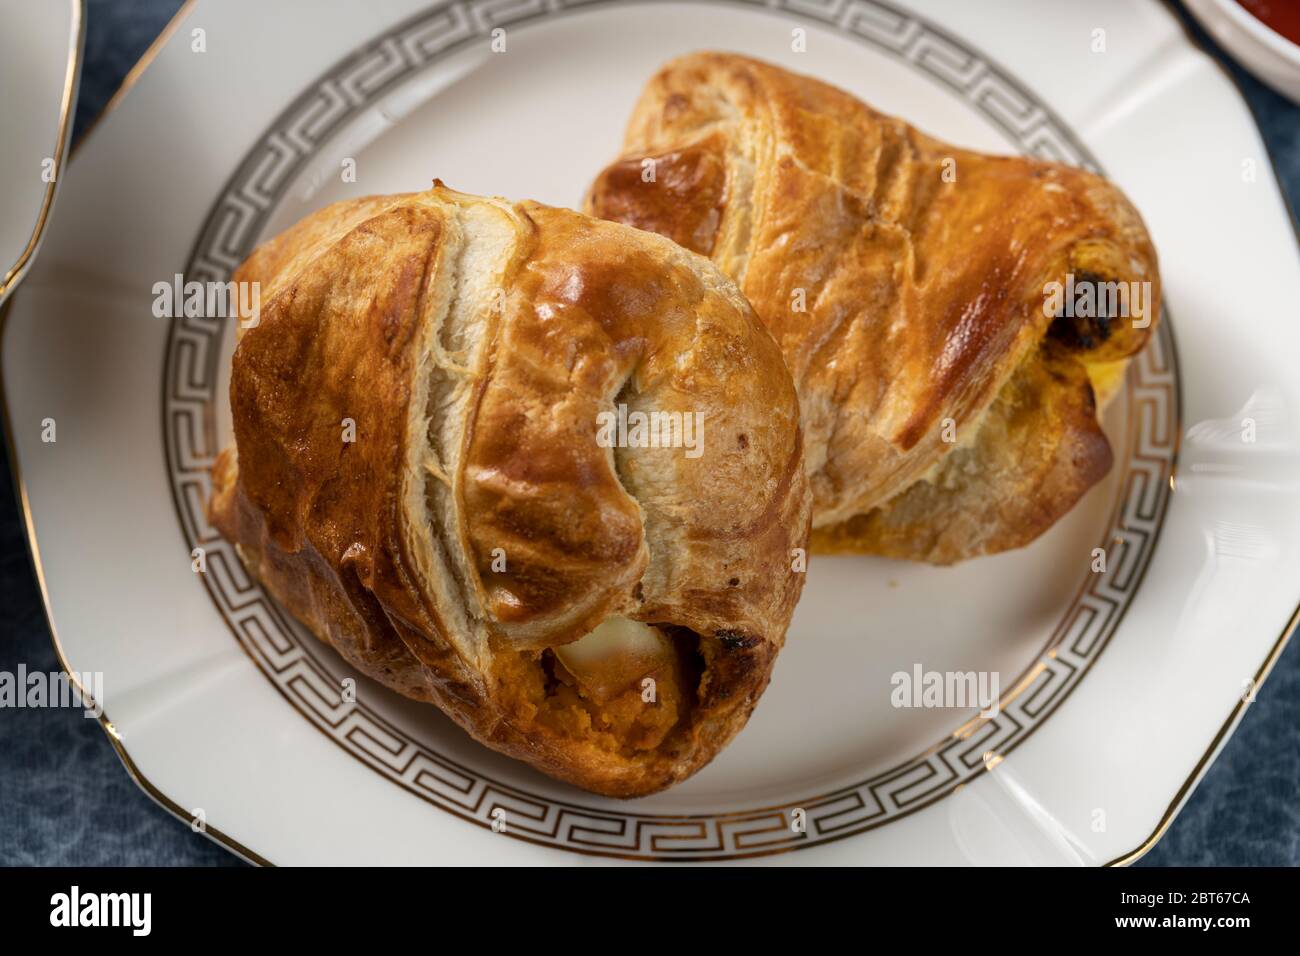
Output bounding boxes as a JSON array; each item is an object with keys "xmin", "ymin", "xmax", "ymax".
[{"xmin": 1184, "ymin": 0, "xmax": 1300, "ymax": 104}]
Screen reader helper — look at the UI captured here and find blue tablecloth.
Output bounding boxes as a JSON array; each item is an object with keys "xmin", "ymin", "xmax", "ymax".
[{"xmin": 1, "ymin": 0, "xmax": 1296, "ymax": 866}]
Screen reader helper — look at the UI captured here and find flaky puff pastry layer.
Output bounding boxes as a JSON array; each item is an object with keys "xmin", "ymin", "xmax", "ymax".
[
  {"xmin": 586, "ymin": 53, "xmax": 1161, "ymax": 564},
  {"xmin": 208, "ymin": 185, "xmax": 810, "ymax": 796}
]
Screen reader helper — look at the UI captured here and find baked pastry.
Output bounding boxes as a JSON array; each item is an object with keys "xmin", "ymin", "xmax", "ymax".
[
  {"xmin": 586, "ymin": 52, "xmax": 1161, "ymax": 563},
  {"xmin": 208, "ymin": 184, "xmax": 810, "ymax": 797}
]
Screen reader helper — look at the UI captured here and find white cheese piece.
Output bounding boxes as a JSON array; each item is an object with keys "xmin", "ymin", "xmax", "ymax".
[{"xmin": 554, "ymin": 617, "xmax": 673, "ymax": 704}]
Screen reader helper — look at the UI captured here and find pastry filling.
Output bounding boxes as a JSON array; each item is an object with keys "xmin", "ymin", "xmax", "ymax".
[
  {"xmin": 498, "ymin": 617, "xmax": 702, "ymax": 757},
  {"xmin": 553, "ymin": 617, "xmax": 674, "ymax": 705}
]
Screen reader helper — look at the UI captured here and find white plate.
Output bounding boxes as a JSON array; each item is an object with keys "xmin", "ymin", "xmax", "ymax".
[
  {"xmin": 4, "ymin": 0, "xmax": 1299, "ymax": 865},
  {"xmin": 0, "ymin": 0, "xmax": 81, "ymax": 304}
]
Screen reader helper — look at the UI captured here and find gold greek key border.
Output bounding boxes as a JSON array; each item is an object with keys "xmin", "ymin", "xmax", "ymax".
[{"xmin": 161, "ymin": 0, "xmax": 1179, "ymax": 860}]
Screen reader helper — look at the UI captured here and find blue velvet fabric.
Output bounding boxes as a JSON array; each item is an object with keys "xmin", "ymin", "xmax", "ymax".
[{"xmin": 0, "ymin": 0, "xmax": 1295, "ymax": 866}]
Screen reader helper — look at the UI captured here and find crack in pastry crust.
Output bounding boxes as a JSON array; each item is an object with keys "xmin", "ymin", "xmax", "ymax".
[
  {"xmin": 208, "ymin": 185, "xmax": 810, "ymax": 796},
  {"xmin": 586, "ymin": 52, "xmax": 1162, "ymax": 563}
]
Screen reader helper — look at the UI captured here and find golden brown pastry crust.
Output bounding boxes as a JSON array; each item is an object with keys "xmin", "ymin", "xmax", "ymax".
[
  {"xmin": 586, "ymin": 52, "xmax": 1161, "ymax": 563},
  {"xmin": 209, "ymin": 185, "xmax": 810, "ymax": 796}
]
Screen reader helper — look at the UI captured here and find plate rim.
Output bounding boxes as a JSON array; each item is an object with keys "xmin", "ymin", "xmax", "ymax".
[
  {"xmin": 1, "ymin": 0, "xmax": 1296, "ymax": 866},
  {"xmin": 0, "ymin": 0, "xmax": 85, "ymax": 305},
  {"xmin": 0, "ymin": 0, "xmax": 273, "ymax": 866}
]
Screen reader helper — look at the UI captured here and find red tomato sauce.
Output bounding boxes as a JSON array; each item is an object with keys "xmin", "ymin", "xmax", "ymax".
[{"xmin": 1237, "ymin": 0, "xmax": 1300, "ymax": 46}]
